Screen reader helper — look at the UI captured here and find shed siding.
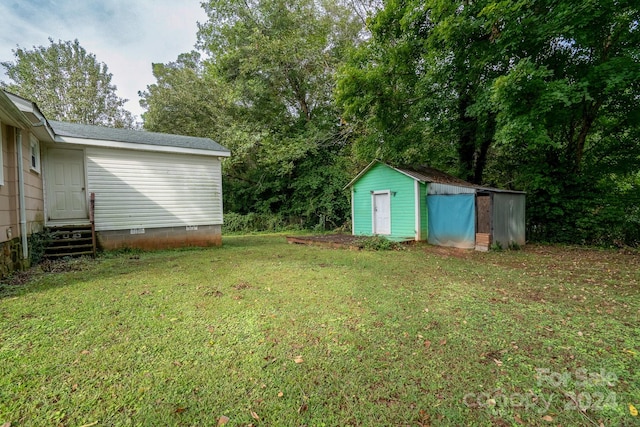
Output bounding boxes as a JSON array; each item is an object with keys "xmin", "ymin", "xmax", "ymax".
[
  {"xmin": 86, "ymin": 147, "xmax": 223, "ymax": 231},
  {"xmin": 352, "ymin": 162, "xmax": 416, "ymax": 240},
  {"xmin": 492, "ymin": 193, "xmax": 526, "ymax": 247},
  {"xmin": 427, "ymin": 183, "xmax": 476, "ymax": 195},
  {"xmin": 419, "ymin": 182, "xmax": 428, "ymax": 239}
]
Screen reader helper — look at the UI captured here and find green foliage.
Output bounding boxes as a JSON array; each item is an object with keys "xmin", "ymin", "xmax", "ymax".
[
  {"xmin": 358, "ymin": 235, "xmax": 403, "ymax": 251},
  {"xmin": 139, "ymin": 52, "xmax": 226, "ymax": 138},
  {"xmin": 490, "ymin": 241, "xmax": 503, "ymax": 251},
  {"xmin": 507, "ymin": 241, "xmax": 522, "ymax": 251},
  {"xmin": 338, "ymin": 0, "xmax": 640, "ymax": 246},
  {"xmin": 1, "ymin": 38, "xmax": 134, "ymax": 127},
  {"xmin": 222, "ymin": 212, "xmax": 301, "ymax": 233},
  {"xmin": 27, "ymin": 230, "xmax": 53, "ymax": 266}
]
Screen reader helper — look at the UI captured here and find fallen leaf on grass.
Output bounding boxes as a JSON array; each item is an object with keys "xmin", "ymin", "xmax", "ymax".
[
  {"xmin": 493, "ymin": 359, "xmax": 503, "ymax": 367},
  {"xmin": 175, "ymin": 407, "xmax": 187, "ymax": 414},
  {"xmin": 71, "ymin": 383, "xmax": 78, "ymax": 392},
  {"xmin": 294, "ymin": 356, "xmax": 304, "ymax": 364},
  {"xmin": 278, "ymin": 391, "xmax": 284, "ymax": 397},
  {"xmin": 440, "ymin": 339, "xmax": 447, "ymax": 346},
  {"xmin": 298, "ymin": 403, "xmax": 308, "ymax": 414},
  {"xmin": 218, "ymin": 415, "xmax": 230, "ymax": 425},
  {"xmin": 630, "ymin": 404, "xmax": 638, "ymax": 416},
  {"xmin": 423, "ymin": 340, "xmax": 431, "ymax": 349},
  {"xmin": 80, "ymin": 350, "xmax": 91, "ymax": 355},
  {"xmin": 542, "ymin": 415, "xmax": 553, "ymax": 422},
  {"xmin": 250, "ymin": 411, "xmax": 260, "ymax": 421}
]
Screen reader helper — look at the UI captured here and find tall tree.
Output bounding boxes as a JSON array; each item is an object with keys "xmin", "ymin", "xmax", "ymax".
[
  {"xmin": 149, "ymin": 0, "xmax": 364, "ymax": 227},
  {"xmin": 140, "ymin": 51, "xmax": 227, "ymax": 139},
  {"xmin": 1, "ymin": 38, "xmax": 134, "ymax": 128}
]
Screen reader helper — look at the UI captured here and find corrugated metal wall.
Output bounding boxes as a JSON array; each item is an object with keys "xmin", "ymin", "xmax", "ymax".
[
  {"xmin": 492, "ymin": 193, "xmax": 526, "ymax": 246},
  {"xmin": 427, "ymin": 183, "xmax": 476, "ymax": 195},
  {"xmin": 86, "ymin": 147, "xmax": 223, "ymax": 231}
]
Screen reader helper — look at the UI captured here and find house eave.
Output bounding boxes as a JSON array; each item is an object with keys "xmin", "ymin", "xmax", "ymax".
[
  {"xmin": 0, "ymin": 92, "xmax": 35, "ymax": 130},
  {"xmin": 3, "ymin": 91, "xmax": 56, "ymax": 142}
]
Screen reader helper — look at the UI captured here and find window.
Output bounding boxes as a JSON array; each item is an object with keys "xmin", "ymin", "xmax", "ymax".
[
  {"xmin": 30, "ymin": 135, "xmax": 40, "ymax": 173},
  {"xmin": 0, "ymin": 121, "xmax": 4, "ymax": 186}
]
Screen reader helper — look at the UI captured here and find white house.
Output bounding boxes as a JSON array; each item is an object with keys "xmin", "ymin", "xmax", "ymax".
[{"xmin": 1, "ymin": 90, "xmax": 230, "ymax": 276}]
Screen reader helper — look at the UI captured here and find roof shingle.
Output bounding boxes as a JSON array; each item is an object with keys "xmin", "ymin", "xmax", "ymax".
[{"xmin": 49, "ymin": 120, "xmax": 230, "ymax": 153}]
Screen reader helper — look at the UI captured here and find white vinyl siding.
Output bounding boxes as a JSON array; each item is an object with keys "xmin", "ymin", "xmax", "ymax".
[{"xmin": 86, "ymin": 147, "xmax": 223, "ymax": 231}]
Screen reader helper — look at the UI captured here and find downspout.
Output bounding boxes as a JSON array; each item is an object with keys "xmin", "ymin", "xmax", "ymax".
[{"xmin": 16, "ymin": 129, "xmax": 28, "ymax": 262}]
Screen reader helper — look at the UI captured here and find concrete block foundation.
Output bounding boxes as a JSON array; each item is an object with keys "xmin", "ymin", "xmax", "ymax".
[{"xmin": 97, "ymin": 224, "xmax": 222, "ymax": 251}]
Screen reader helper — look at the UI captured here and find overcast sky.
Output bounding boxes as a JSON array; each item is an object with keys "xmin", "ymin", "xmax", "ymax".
[{"xmin": 0, "ymin": 0, "xmax": 207, "ymax": 120}]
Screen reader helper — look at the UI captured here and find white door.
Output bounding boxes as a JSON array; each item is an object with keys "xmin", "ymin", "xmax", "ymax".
[
  {"xmin": 373, "ymin": 192, "xmax": 391, "ymax": 235},
  {"xmin": 47, "ymin": 149, "xmax": 87, "ymax": 221}
]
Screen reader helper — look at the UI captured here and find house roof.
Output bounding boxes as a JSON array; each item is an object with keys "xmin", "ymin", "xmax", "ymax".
[
  {"xmin": 0, "ymin": 91, "xmax": 38, "ymax": 130},
  {"xmin": 49, "ymin": 120, "xmax": 230, "ymax": 154},
  {"xmin": 345, "ymin": 160, "xmax": 525, "ymax": 194}
]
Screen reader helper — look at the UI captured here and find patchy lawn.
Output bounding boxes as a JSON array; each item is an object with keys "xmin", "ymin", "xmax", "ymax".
[{"xmin": 0, "ymin": 236, "xmax": 638, "ymax": 426}]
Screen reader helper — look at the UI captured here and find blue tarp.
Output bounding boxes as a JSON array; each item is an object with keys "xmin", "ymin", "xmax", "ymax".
[{"xmin": 427, "ymin": 194, "xmax": 475, "ymax": 249}]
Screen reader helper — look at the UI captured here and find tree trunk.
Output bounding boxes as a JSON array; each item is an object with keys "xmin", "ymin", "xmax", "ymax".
[{"xmin": 457, "ymin": 94, "xmax": 476, "ymax": 182}]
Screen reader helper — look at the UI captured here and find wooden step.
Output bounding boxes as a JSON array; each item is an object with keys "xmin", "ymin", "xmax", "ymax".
[{"xmin": 45, "ymin": 225, "xmax": 96, "ymax": 259}]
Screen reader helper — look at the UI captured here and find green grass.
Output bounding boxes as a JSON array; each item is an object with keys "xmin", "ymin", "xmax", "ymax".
[{"xmin": 1, "ymin": 235, "xmax": 638, "ymax": 426}]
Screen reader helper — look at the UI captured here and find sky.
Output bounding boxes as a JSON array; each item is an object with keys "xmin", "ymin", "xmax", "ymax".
[{"xmin": 0, "ymin": 0, "xmax": 208, "ymax": 120}]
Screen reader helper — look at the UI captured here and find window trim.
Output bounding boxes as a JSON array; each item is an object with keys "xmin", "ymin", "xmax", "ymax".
[{"xmin": 30, "ymin": 135, "xmax": 40, "ymax": 173}]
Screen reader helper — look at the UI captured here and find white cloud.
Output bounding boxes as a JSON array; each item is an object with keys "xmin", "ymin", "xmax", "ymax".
[{"xmin": 0, "ymin": 0, "xmax": 207, "ymax": 120}]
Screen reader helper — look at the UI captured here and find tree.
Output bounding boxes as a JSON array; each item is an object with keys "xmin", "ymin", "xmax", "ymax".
[
  {"xmin": 143, "ymin": 0, "xmax": 365, "ymax": 228},
  {"xmin": 337, "ymin": 0, "xmax": 640, "ymax": 245},
  {"xmin": 1, "ymin": 38, "xmax": 134, "ymax": 128},
  {"xmin": 139, "ymin": 51, "xmax": 227, "ymax": 139}
]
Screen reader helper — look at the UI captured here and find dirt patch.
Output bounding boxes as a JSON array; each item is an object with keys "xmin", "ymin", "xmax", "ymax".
[
  {"xmin": 286, "ymin": 234, "xmax": 365, "ymax": 249},
  {"xmin": 424, "ymin": 245, "xmax": 474, "ymax": 260},
  {"xmin": 233, "ymin": 281, "xmax": 252, "ymax": 290}
]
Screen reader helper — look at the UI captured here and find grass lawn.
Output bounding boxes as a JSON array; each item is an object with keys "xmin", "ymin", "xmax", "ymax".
[{"xmin": 1, "ymin": 235, "xmax": 638, "ymax": 426}]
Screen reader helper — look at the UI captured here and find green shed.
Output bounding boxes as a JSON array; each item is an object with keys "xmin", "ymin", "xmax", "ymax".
[{"xmin": 345, "ymin": 161, "xmax": 526, "ymax": 250}]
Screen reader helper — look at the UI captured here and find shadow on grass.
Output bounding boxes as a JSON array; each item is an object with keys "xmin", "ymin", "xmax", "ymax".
[{"xmin": 0, "ymin": 235, "xmax": 288, "ymax": 299}]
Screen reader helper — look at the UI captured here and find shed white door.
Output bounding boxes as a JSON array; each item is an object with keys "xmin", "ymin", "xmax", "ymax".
[
  {"xmin": 47, "ymin": 149, "xmax": 87, "ymax": 221},
  {"xmin": 372, "ymin": 192, "xmax": 391, "ymax": 235}
]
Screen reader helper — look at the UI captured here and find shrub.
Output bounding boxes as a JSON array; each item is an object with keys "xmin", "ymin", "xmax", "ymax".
[
  {"xmin": 508, "ymin": 241, "xmax": 522, "ymax": 251},
  {"xmin": 490, "ymin": 241, "xmax": 503, "ymax": 251},
  {"xmin": 222, "ymin": 212, "xmax": 302, "ymax": 234},
  {"xmin": 28, "ymin": 229, "xmax": 53, "ymax": 265},
  {"xmin": 359, "ymin": 235, "xmax": 403, "ymax": 251}
]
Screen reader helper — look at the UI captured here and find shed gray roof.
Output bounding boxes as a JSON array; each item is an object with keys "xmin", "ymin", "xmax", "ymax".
[
  {"xmin": 49, "ymin": 120, "xmax": 230, "ymax": 153},
  {"xmin": 345, "ymin": 160, "xmax": 525, "ymax": 194},
  {"xmin": 396, "ymin": 165, "xmax": 474, "ymax": 187}
]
